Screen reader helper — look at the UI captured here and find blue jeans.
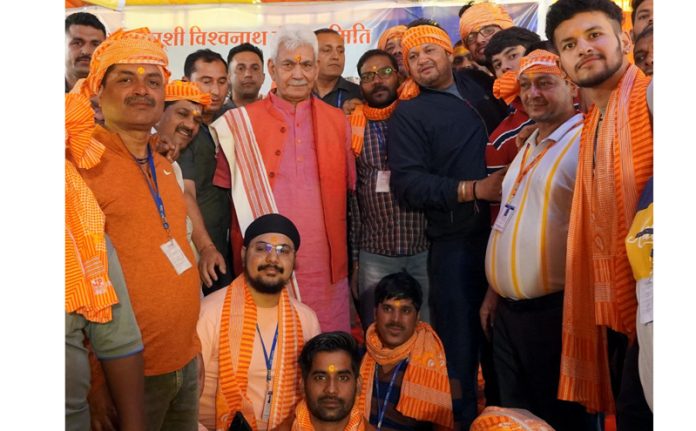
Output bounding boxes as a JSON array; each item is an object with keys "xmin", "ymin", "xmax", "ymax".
[
  {"xmin": 357, "ymin": 250, "xmax": 430, "ymax": 329},
  {"xmin": 429, "ymin": 235, "xmax": 488, "ymax": 430},
  {"xmin": 144, "ymin": 356, "xmax": 199, "ymax": 431}
]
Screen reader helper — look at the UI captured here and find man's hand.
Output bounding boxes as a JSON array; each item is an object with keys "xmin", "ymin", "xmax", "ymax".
[
  {"xmin": 197, "ymin": 245, "xmax": 226, "ymax": 288},
  {"xmin": 480, "ymin": 286, "xmax": 500, "ymax": 340},
  {"xmin": 155, "ymin": 137, "xmax": 181, "ymax": 163},
  {"xmin": 515, "ymin": 124, "xmax": 538, "ymax": 149},
  {"xmin": 475, "ymin": 166, "xmax": 508, "ymax": 202},
  {"xmin": 342, "ymin": 98, "xmax": 363, "ymax": 115},
  {"xmin": 88, "ymin": 381, "xmax": 119, "ymax": 431}
]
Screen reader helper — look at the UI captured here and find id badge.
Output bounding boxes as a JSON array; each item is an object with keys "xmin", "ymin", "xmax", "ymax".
[
  {"xmin": 493, "ymin": 203, "xmax": 516, "ymax": 232},
  {"xmin": 160, "ymin": 238, "xmax": 193, "ymax": 275},
  {"xmin": 261, "ymin": 390, "xmax": 273, "ymax": 421},
  {"xmin": 376, "ymin": 170, "xmax": 391, "ymax": 193},
  {"xmin": 638, "ymin": 275, "xmax": 653, "ymax": 325}
]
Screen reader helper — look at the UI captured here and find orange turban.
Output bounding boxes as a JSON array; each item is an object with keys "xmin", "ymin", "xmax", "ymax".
[
  {"xmin": 453, "ymin": 44, "xmax": 470, "ymax": 57},
  {"xmin": 378, "ymin": 25, "xmax": 407, "ymax": 50},
  {"xmin": 399, "ymin": 25, "xmax": 454, "ymax": 100},
  {"xmin": 459, "ymin": 2, "xmax": 514, "ymax": 41},
  {"xmin": 165, "ymin": 80, "xmax": 212, "ymax": 107},
  {"xmin": 82, "ymin": 27, "xmax": 170, "ymax": 98},
  {"xmin": 517, "ymin": 49, "xmax": 562, "ymax": 78}
]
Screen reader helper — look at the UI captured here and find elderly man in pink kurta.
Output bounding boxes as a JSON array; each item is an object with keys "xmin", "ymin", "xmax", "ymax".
[{"xmin": 211, "ymin": 25, "xmax": 355, "ymax": 333}]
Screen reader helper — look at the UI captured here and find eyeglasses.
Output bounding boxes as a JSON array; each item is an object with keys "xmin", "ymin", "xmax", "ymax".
[
  {"xmin": 252, "ymin": 241, "xmax": 294, "ymax": 257},
  {"xmin": 359, "ymin": 66, "xmax": 395, "ymax": 83},
  {"xmin": 464, "ymin": 25, "xmax": 501, "ymax": 47}
]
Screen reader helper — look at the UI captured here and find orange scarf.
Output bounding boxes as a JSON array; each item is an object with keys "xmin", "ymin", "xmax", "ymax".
[
  {"xmin": 559, "ymin": 64, "xmax": 653, "ymax": 413},
  {"xmin": 358, "ymin": 322, "xmax": 454, "ymax": 430},
  {"xmin": 65, "ymin": 93, "xmax": 118, "ymax": 323},
  {"xmin": 216, "ymin": 276, "xmax": 305, "ymax": 431},
  {"xmin": 399, "ymin": 25, "xmax": 454, "ymax": 101},
  {"xmin": 349, "ymin": 101, "xmax": 398, "ymax": 156},
  {"xmin": 292, "ymin": 400, "xmax": 367, "ymax": 431},
  {"xmin": 492, "ymin": 71, "xmax": 519, "ymax": 105}
]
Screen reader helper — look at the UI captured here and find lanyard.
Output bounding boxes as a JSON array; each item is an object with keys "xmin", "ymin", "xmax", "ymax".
[
  {"xmin": 137, "ymin": 145, "xmax": 171, "ymax": 235},
  {"xmin": 507, "ymin": 120, "xmax": 583, "ymax": 202},
  {"xmin": 369, "ymin": 122, "xmax": 388, "ymax": 165},
  {"xmin": 256, "ymin": 324, "xmax": 279, "ymax": 382},
  {"xmin": 336, "ymin": 90, "xmax": 344, "ymax": 109},
  {"xmin": 374, "ymin": 359, "xmax": 408, "ymax": 431}
]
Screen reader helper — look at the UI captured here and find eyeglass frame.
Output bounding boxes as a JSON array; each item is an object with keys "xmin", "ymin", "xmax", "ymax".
[
  {"xmin": 250, "ymin": 241, "xmax": 295, "ymax": 257},
  {"xmin": 464, "ymin": 24, "xmax": 502, "ymax": 48},
  {"xmin": 359, "ymin": 66, "xmax": 396, "ymax": 83}
]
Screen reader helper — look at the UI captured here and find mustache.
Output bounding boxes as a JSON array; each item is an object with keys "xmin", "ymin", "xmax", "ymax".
[
  {"xmin": 576, "ymin": 54, "xmax": 604, "ymax": 71},
  {"xmin": 318, "ymin": 396, "xmax": 345, "ymax": 404},
  {"xmin": 75, "ymin": 55, "xmax": 91, "ymax": 63},
  {"xmin": 257, "ymin": 264, "xmax": 284, "ymax": 273},
  {"xmin": 370, "ymin": 84, "xmax": 391, "ymax": 95},
  {"xmin": 386, "ymin": 323, "xmax": 404, "ymax": 330},
  {"xmin": 125, "ymin": 95, "xmax": 156, "ymax": 107},
  {"xmin": 175, "ymin": 125, "xmax": 193, "ymax": 137}
]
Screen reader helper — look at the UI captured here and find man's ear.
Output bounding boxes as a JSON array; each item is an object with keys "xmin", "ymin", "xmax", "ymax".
[
  {"xmin": 182, "ymin": 75, "xmax": 190, "ymax": 82},
  {"xmin": 241, "ymin": 246, "xmax": 247, "ymax": 268},
  {"xmin": 620, "ymin": 30, "xmax": 633, "ymax": 55}
]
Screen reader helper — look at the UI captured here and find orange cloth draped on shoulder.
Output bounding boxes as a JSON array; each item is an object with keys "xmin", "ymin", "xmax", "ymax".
[
  {"xmin": 470, "ymin": 406, "xmax": 554, "ymax": 431},
  {"xmin": 81, "ymin": 27, "xmax": 170, "ymax": 99},
  {"xmin": 458, "ymin": 2, "xmax": 513, "ymax": 42},
  {"xmin": 165, "ymin": 79, "xmax": 212, "ymax": 107},
  {"xmin": 399, "ymin": 25, "xmax": 454, "ymax": 101},
  {"xmin": 292, "ymin": 399, "xmax": 367, "ymax": 431},
  {"xmin": 559, "ymin": 64, "xmax": 653, "ymax": 413},
  {"xmin": 65, "ymin": 92, "xmax": 118, "ymax": 323},
  {"xmin": 378, "ymin": 25, "xmax": 407, "ymax": 51},
  {"xmin": 216, "ymin": 276, "xmax": 305, "ymax": 431},
  {"xmin": 357, "ymin": 322, "xmax": 454, "ymax": 430},
  {"xmin": 349, "ymin": 101, "xmax": 398, "ymax": 156}
]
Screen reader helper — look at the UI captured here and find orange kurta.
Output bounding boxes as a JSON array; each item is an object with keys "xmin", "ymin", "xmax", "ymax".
[{"xmin": 80, "ymin": 125, "xmax": 201, "ymax": 376}]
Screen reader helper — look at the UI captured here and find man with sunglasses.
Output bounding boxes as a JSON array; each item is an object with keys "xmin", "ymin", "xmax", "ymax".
[
  {"xmin": 459, "ymin": 2, "xmax": 514, "ymax": 67},
  {"xmin": 348, "ymin": 49, "xmax": 430, "ymax": 330},
  {"xmin": 197, "ymin": 213, "xmax": 321, "ymax": 431}
]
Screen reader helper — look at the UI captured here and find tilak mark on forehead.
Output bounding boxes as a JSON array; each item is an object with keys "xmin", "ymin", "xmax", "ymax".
[
  {"xmin": 328, "ymin": 364, "xmax": 336, "ymax": 373},
  {"xmin": 137, "ymin": 66, "xmax": 145, "ymax": 75}
]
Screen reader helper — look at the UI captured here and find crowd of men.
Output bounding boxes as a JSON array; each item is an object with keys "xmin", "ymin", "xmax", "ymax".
[{"xmin": 65, "ymin": 0, "xmax": 654, "ymax": 430}]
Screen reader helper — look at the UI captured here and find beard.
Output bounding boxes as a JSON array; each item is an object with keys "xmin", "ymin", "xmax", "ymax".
[
  {"xmin": 306, "ymin": 393, "xmax": 354, "ymax": 423},
  {"xmin": 364, "ymin": 84, "xmax": 397, "ymax": 108},
  {"xmin": 244, "ymin": 264, "xmax": 287, "ymax": 294},
  {"xmin": 574, "ymin": 37, "xmax": 625, "ymax": 88}
]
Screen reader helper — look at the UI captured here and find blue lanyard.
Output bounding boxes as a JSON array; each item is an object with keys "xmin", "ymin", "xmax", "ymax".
[
  {"xmin": 374, "ymin": 359, "xmax": 408, "ymax": 431},
  {"xmin": 369, "ymin": 122, "xmax": 388, "ymax": 165},
  {"xmin": 256, "ymin": 324, "xmax": 279, "ymax": 382},
  {"xmin": 138, "ymin": 145, "xmax": 170, "ymax": 234},
  {"xmin": 336, "ymin": 90, "xmax": 344, "ymax": 109}
]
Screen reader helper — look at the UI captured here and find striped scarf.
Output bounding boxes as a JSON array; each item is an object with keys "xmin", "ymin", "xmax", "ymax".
[
  {"xmin": 291, "ymin": 399, "xmax": 366, "ymax": 431},
  {"xmin": 492, "ymin": 70, "xmax": 519, "ymax": 105},
  {"xmin": 65, "ymin": 93, "xmax": 118, "ymax": 323},
  {"xmin": 559, "ymin": 64, "xmax": 653, "ymax": 413},
  {"xmin": 358, "ymin": 322, "xmax": 454, "ymax": 430},
  {"xmin": 215, "ymin": 276, "xmax": 305, "ymax": 431},
  {"xmin": 349, "ymin": 101, "xmax": 398, "ymax": 156}
]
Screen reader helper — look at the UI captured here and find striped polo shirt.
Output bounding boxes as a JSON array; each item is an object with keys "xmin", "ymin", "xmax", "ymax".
[{"xmin": 485, "ymin": 113, "xmax": 583, "ymax": 300}]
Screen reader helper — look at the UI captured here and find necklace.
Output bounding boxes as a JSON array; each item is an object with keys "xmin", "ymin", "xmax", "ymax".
[{"xmin": 134, "ymin": 156, "xmax": 149, "ymax": 165}]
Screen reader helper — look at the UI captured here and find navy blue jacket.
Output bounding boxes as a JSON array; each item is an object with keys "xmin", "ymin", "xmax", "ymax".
[{"xmin": 387, "ymin": 70, "xmax": 506, "ymax": 240}]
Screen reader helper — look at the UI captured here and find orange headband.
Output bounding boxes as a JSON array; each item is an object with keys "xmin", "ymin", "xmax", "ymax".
[
  {"xmin": 378, "ymin": 25, "xmax": 407, "ymax": 50},
  {"xmin": 453, "ymin": 45, "xmax": 470, "ymax": 57},
  {"xmin": 165, "ymin": 80, "xmax": 212, "ymax": 107},
  {"xmin": 82, "ymin": 27, "xmax": 170, "ymax": 98},
  {"xmin": 517, "ymin": 49, "xmax": 563, "ymax": 79},
  {"xmin": 401, "ymin": 25, "xmax": 454, "ymax": 73},
  {"xmin": 459, "ymin": 2, "xmax": 513, "ymax": 41}
]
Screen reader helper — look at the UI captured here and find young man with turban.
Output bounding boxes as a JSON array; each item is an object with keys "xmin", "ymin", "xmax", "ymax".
[
  {"xmin": 65, "ymin": 92, "xmax": 145, "ymax": 431},
  {"xmin": 387, "ymin": 19, "xmax": 505, "ymax": 429},
  {"xmin": 547, "ymin": 1, "xmax": 653, "ymax": 428},
  {"xmin": 197, "ymin": 214, "xmax": 321, "ymax": 431},
  {"xmin": 348, "ymin": 49, "xmax": 429, "ymax": 329},
  {"xmin": 78, "ymin": 28, "xmax": 203, "ymax": 431},
  {"xmin": 357, "ymin": 272, "xmax": 455, "ymax": 431},
  {"xmin": 293, "ymin": 332, "xmax": 373, "ymax": 431},
  {"xmin": 459, "ymin": 2, "xmax": 514, "ymax": 67},
  {"xmin": 484, "ymin": 49, "xmax": 597, "ymax": 430},
  {"xmin": 211, "ymin": 25, "xmax": 356, "ymax": 333}
]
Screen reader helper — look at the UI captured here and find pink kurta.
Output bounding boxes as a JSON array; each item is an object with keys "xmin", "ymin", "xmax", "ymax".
[{"xmin": 267, "ymin": 92, "xmax": 351, "ymax": 332}]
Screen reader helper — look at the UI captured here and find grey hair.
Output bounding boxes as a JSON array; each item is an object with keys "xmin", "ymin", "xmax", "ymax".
[{"xmin": 268, "ymin": 25, "xmax": 319, "ymax": 63}]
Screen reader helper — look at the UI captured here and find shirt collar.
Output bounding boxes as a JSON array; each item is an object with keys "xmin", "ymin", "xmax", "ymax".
[
  {"xmin": 528, "ymin": 112, "xmax": 583, "ymax": 147},
  {"xmin": 269, "ymin": 89, "xmax": 312, "ymax": 115}
]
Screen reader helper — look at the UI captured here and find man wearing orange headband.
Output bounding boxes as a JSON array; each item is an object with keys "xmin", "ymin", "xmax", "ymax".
[
  {"xmin": 484, "ymin": 49, "xmax": 596, "ymax": 431},
  {"xmin": 459, "ymin": 2, "xmax": 514, "ymax": 66},
  {"xmin": 452, "ymin": 41, "xmax": 475, "ymax": 72},
  {"xmin": 547, "ymin": 1, "xmax": 653, "ymax": 427},
  {"xmin": 78, "ymin": 28, "xmax": 203, "ymax": 431},
  {"xmin": 378, "ymin": 25, "xmax": 408, "ymax": 78},
  {"xmin": 387, "ymin": 18, "xmax": 506, "ymax": 429}
]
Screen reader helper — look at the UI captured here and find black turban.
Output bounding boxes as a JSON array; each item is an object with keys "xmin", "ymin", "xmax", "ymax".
[{"xmin": 243, "ymin": 213, "xmax": 301, "ymax": 251}]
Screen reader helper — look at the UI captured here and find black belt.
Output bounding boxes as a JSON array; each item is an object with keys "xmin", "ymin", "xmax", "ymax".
[{"xmin": 501, "ymin": 290, "xmax": 564, "ymax": 311}]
